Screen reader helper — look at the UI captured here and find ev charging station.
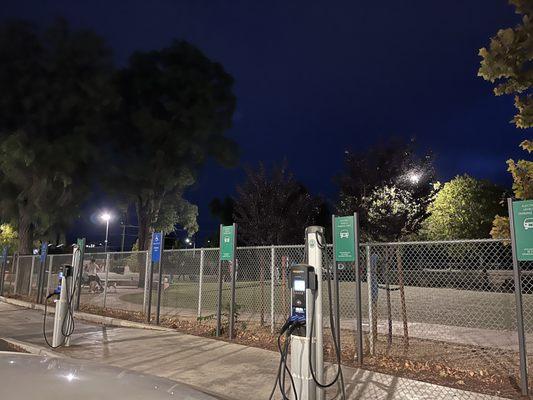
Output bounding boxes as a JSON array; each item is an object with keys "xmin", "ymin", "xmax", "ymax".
[
  {"xmin": 273, "ymin": 225, "xmax": 347, "ymax": 400},
  {"xmin": 289, "ymin": 226, "xmax": 326, "ymax": 400},
  {"xmin": 43, "ymin": 240, "xmax": 84, "ymax": 348}
]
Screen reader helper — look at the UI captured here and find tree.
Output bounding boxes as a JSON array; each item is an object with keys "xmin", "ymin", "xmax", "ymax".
[
  {"xmin": 336, "ymin": 138, "xmax": 436, "ymax": 241},
  {"xmin": 233, "ymin": 163, "xmax": 326, "ymax": 245},
  {"xmin": 421, "ymin": 175, "xmax": 506, "ymax": 240},
  {"xmin": 0, "ymin": 224, "xmax": 17, "ymax": 251},
  {"xmin": 106, "ymin": 40, "xmax": 237, "ymax": 251},
  {"xmin": 0, "ymin": 20, "xmax": 114, "ymax": 254},
  {"xmin": 478, "ymin": 1, "xmax": 533, "ymax": 238},
  {"xmin": 363, "ymin": 184, "xmax": 438, "ymax": 241}
]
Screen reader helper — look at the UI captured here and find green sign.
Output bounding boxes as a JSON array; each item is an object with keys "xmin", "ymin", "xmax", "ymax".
[
  {"xmin": 333, "ymin": 216, "xmax": 356, "ymax": 262},
  {"xmin": 512, "ymin": 200, "xmax": 533, "ymax": 261},
  {"xmin": 220, "ymin": 225, "xmax": 235, "ymax": 261}
]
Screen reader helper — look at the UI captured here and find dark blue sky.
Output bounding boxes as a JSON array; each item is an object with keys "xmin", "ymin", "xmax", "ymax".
[{"xmin": 2, "ymin": 0, "xmax": 527, "ymax": 247}]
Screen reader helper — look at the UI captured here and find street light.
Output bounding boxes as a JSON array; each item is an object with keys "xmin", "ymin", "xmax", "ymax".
[
  {"xmin": 100, "ymin": 212, "xmax": 112, "ymax": 253},
  {"xmin": 408, "ymin": 171, "xmax": 422, "ymax": 185}
]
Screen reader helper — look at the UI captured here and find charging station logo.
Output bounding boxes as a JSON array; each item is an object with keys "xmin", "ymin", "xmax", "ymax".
[{"xmin": 309, "ymin": 239, "xmax": 316, "ymax": 248}]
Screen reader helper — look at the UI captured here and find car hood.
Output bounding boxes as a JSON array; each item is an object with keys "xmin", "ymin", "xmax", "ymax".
[{"xmin": 0, "ymin": 352, "xmax": 220, "ymax": 400}]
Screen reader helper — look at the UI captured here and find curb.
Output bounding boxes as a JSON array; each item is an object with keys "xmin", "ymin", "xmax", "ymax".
[
  {"xmin": 0, "ymin": 296, "xmax": 174, "ymax": 333},
  {"xmin": 1, "ymin": 337, "xmax": 64, "ymax": 358}
]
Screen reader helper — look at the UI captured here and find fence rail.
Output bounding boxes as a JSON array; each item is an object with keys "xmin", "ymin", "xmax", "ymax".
[{"xmin": 2, "ymin": 238, "xmax": 532, "ymax": 399}]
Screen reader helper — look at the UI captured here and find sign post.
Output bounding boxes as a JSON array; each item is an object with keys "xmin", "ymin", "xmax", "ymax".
[
  {"xmin": 217, "ymin": 224, "xmax": 236, "ymax": 337},
  {"xmin": 333, "ymin": 214, "xmax": 362, "ymax": 365},
  {"xmin": 36, "ymin": 241, "xmax": 48, "ymax": 304},
  {"xmin": 0, "ymin": 247, "xmax": 8, "ymax": 296},
  {"xmin": 147, "ymin": 232, "xmax": 162, "ymax": 324},
  {"xmin": 509, "ymin": 199, "xmax": 532, "ymax": 395}
]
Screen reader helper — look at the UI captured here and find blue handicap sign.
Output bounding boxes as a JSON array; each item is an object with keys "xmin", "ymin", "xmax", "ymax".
[
  {"xmin": 40, "ymin": 242, "xmax": 48, "ymax": 263},
  {"xmin": 151, "ymin": 232, "xmax": 163, "ymax": 263}
]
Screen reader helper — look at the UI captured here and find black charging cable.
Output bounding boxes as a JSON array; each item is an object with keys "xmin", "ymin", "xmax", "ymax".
[
  {"xmin": 269, "ymin": 320, "xmax": 303, "ymax": 400},
  {"xmin": 308, "ymin": 231, "xmax": 346, "ymax": 398},
  {"xmin": 42, "ymin": 273, "xmax": 78, "ymax": 348}
]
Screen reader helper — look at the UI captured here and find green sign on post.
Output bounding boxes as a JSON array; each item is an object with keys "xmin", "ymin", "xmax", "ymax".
[
  {"xmin": 333, "ymin": 215, "xmax": 356, "ymax": 262},
  {"xmin": 220, "ymin": 225, "xmax": 235, "ymax": 261},
  {"xmin": 512, "ymin": 200, "xmax": 533, "ymax": 261}
]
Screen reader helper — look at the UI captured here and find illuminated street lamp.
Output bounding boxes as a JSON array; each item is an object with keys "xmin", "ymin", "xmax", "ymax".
[
  {"xmin": 100, "ymin": 212, "xmax": 112, "ymax": 253},
  {"xmin": 408, "ymin": 171, "xmax": 422, "ymax": 185}
]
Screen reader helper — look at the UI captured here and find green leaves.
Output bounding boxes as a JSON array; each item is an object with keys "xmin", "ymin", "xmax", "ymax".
[
  {"xmin": 105, "ymin": 40, "xmax": 237, "ymax": 249},
  {"xmin": 0, "ymin": 20, "xmax": 114, "ymax": 252},
  {"xmin": 421, "ymin": 175, "xmax": 505, "ymax": 240}
]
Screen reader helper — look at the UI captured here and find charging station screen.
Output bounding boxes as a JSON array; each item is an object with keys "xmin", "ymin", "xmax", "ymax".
[{"xmin": 293, "ymin": 279, "xmax": 305, "ymax": 292}]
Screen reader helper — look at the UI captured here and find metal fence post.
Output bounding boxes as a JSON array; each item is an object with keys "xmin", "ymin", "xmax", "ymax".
[
  {"xmin": 508, "ymin": 198, "xmax": 529, "ymax": 396},
  {"xmin": 28, "ymin": 256, "xmax": 36, "ymax": 296},
  {"xmin": 13, "ymin": 254, "xmax": 19, "ymax": 295},
  {"xmin": 366, "ymin": 245, "xmax": 376, "ymax": 355},
  {"xmin": 271, "ymin": 246, "xmax": 275, "ymax": 333},
  {"xmin": 197, "ymin": 249, "xmax": 204, "ymax": 318},
  {"xmin": 147, "ymin": 255, "xmax": 154, "ymax": 324},
  {"xmin": 103, "ymin": 252, "xmax": 111, "ymax": 308},
  {"xmin": 0, "ymin": 256, "xmax": 6, "ymax": 297},
  {"xmin": 46, "ymin": 255, "xmax": 54, "ymax": 300},
  {"xmin": 155, "ymin": 248, "xmax": 163, "ymax": 325},
  {"xmin": 143, "ymin": 251, "xmax": 150, "ymax": 315},
  {"xmin": 354, "ymin": 213, "xmax": 363, "ymax": 366}
]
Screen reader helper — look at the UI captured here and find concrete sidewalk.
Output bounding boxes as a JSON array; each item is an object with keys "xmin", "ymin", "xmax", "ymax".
[{"xmin": 0, "ymin": 301, "xmax": 503, "ymax": 400}]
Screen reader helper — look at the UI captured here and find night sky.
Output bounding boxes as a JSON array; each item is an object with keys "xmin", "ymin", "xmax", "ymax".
[{"xmin": 1, "ymin": 1, "xmax": 527, "ymax": 247}]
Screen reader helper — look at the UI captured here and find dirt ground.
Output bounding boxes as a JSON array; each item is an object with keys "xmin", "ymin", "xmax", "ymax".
[{"xmin": 75, "ymin": 303, "xmax": 527, "ymax": 399}]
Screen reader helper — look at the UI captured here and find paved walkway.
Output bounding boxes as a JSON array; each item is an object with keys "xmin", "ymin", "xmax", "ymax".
[{"xmin": 0, "ymin": 301, "xmax": 504, "ymax": 400}]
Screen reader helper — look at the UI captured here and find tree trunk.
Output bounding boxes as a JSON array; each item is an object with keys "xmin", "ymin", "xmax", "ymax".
[
  {"xmin": 17, "ymin": 209, "xmax": 33, "ymax": 255},
  {"xmin": 137, "ymin": 205, "xmax": 151, "ymax": 251}
]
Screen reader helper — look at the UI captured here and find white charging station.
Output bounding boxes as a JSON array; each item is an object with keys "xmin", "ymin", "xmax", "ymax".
[
  {"xmin": 49, "ymin": 243, "xmax": 82, "ymax": 348},
  {"xmin": 288, "ymin": 226, "xmax": 326, "ymax": 400}
]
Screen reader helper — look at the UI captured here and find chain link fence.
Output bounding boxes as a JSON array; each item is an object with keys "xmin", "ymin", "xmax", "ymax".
[{"xmin": 1, "ymin": 238, "xmax": 531, "ymax": 398}]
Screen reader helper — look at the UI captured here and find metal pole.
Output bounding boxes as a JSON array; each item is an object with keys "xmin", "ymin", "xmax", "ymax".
[
  {"xmin": 147, "ymin": 242, "xmax": 154, "ymax": 323},
  {"xmin": 104, "ymin": 219, "xmax": 110, "ymax": 253},
  {"xmin": 229, "ymin": 223, "xmax": 237, "ymax": 340},
  {"xmin": 508, "ymin": 198, "xmax": 529, "ymax": 396},
  {"xmin": 28, "ymin": 256, "xmax": 35, "ymax": 297},
  {"xmin": 366, "ymin": 245, "xmax": 376, "ymax": 355},
  {"xmin": 155, "ymin": 252, "xmax": 163, "ymax": 325},
  {"xmin": 103, "ymin": 252, "xmax": 111, "ymax": 308},
  {"xmin": 331, "ymin": 215, "xmax": 342, "ymax": 357},
  {"xmin": 46, "ymin": 255, "xmax": 54, "ymax": 301},
  {"xmin": 121, "ymin": 224, "xmax": 126, "ymax": 252},
  {"xmin": 354, "ymin": 212, "xmax": 364, "ymax": 366},
  {"xmin": 13, "ymin": 254, "xmax": 19, "ymax": 295},
  {"xmin": 197, "ymin": 249, "xmax": 204, "ymax": 318},
  {"xmin": 75, "ymin": 239, "xmax": 86, "ymax": 311},
  {"xmin": 271, "ymin": 246, "xmax": 275, "ymax": 333},
  {"xmin": 0, "ymin": 254, "xmax": 6, "ymax": 296},
  {"xmin": 143, "ymin": 251, "xmax": 150, "ymax": 315},
  {"xmin": 306, "ymin": 226, "xmax": 325, "ymax": 400},
  {"xmin": 216, "ymin": 226, "xmax": 223, "ymax": 337}
]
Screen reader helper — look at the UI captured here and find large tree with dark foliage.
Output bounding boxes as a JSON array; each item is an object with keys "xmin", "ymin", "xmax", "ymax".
[
  {"xmin": 478, "ymin": 0, "xmax": 533, "ymax": 238},
  {"xmin": 233, "ymin": 163, "xmax": 327, "ymax": 245},
  {"xmin": 336, "ymin": 138, "xmax": 436, "ymax": 241},
  {"xmin": 0, "ymin": 19, "xmax": 114, "ymax": 253},
  {"xmin": 107, "ymin": 41, "xmax": 238, "ymax": 251}
]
